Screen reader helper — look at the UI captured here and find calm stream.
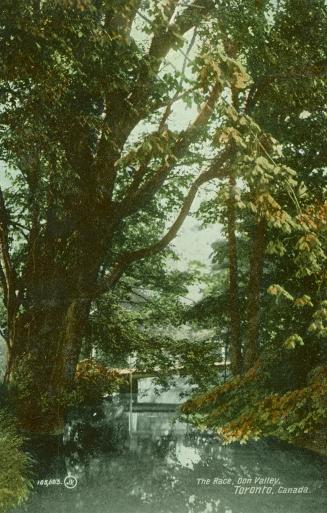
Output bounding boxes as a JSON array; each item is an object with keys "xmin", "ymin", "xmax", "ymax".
[{"xmin": 12, "ymin": 382, "xmax": 327, "ymax": 513}]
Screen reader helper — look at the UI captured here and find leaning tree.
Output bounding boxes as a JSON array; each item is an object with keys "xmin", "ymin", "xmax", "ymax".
[{"xmin": 0, "ymin": 0, "xmax": 250, "ymax": 432}]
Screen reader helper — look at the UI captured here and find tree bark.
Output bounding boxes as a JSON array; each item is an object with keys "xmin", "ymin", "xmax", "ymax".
[
  {"xmin": 227, "ymin": 175, "xmax": 243, "ymax": 375},
  {"xmin": 4, "ymin": 207, "xmax": 109, "ymax": 433},
  {"xmin": 244, "ymin": 217, "xmax": 266, "ymax": 371},
  {"xmin": 7, "ymin": 277, "xmax": 95, "ymax": 433}
]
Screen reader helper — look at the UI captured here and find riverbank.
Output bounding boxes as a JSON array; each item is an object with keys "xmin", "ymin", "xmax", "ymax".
[{"xmin": 293, "ymin": 428, "xmax": 327, "ymax": 457}]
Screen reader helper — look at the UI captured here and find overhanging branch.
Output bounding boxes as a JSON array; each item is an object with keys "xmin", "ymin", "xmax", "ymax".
[
  {"xmin": 95, "ymin": 1, "xmax": 217, "ymax": 200},
  {"xmin": 97, "ymin": 146, "xmax": 232, "ymax": 295},
  {"xmin": 120, "ymin": 79, "xmax": 223, "ymax": 217},
  {"xmin": 245, "ymin": 61, "xmax": 327, "ymax": 114},
  {"xmin": 126, "ymin": 0, "xmax": 216, "ymax": 130},
  {"xmin": 148, "ymin": 0, "xmax": 215, "ymax": 61}
]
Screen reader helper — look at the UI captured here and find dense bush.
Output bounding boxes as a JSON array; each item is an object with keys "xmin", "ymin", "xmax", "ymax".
[
  {"xmin": 0, "ymin": 412, "xmax": 31, "ymax": 512},
  {"xmin": 181, "ymin": 363, "xmax": 327, "ymax": 446}
]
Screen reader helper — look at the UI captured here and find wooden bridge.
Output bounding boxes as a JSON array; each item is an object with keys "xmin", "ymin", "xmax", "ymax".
[
  {"xmin": 111, "ymin": 360, "xmax": 230, "ymax": 380},
  {"xmin": 111, "ymin": 360, "xmax": 231, "ymax": 408},
  {"xmin": 124, "ymin": 402, "xmax": 180, "ymax": 412}
]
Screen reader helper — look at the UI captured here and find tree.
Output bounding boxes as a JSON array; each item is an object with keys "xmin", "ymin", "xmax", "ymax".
[
  {"xmin": 193, "ymin": 0, "xmax": 327, "ymax": 372},
  {"xmin": 0, "ymin": 0, "xmax": 246, "ymax": 432},
  {"xmin": 226, "ymin": 172, "xmax": 243, "ymax": 374},
  {"xmin": 182, "ymin": 0, "xmax": 327, "ymax": 446}
]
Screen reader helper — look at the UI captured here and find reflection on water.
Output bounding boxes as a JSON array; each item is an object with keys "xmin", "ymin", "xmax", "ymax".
[{"xmin": 12, "ymin": 396, "xmax": 327, "ymax": 513}]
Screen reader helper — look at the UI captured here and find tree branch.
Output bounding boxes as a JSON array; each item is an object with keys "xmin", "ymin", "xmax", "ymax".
[
  {"xmin": 95, "ymin": 1, "xmax": 216, "ymax": 201},
  {"xmin": 104, "ymin": 0, "xmax": 142, "ymax": 41},
  {"xmin": 0, "ymin": 264, "xmax": 8, "ymax": 307},
  {"xmin": 120, "ymin": 79, "xmax": 223, "ymax": 217},
  {"xmin": 125, "ymin": 0, "xmax": 216, "ymax": 133},
  {"xmin": 117, "ymin": 28, "xmax": 198, "ymax": 204},
  {"xmin": 148, "ymin": 0, "xmax": 214, "ymax": 62},
  {"xmin": 97, "ymin": 146, "xmax": 232, "ymax": 294},
  {"xmin": 245, "ymin": 61, "xmax": 327, "ymax": 114},
  {"xmin": 159, "ymin": 26, "xmax": 197, "ymax": 131},
  {"xmin": 0, "ymin": 188, "xmax": 18, "ymax": 347}
]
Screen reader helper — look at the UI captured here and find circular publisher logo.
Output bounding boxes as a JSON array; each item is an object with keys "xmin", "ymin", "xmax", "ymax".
[{"xmin": 64, "ymin": 475, "xmax": 78, "ymax": 489}]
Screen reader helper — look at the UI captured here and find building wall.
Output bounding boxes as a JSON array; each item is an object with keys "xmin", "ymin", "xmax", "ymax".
[{"xmin": 137, "ymin": 377, "xmax": 197, "ymax": 404}]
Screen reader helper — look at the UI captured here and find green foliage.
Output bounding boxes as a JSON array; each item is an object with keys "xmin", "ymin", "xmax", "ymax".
[
  {"xmin": 0, "ymin": 412, "xmax": 31, "ymax": 512},
  {"xmin": 74, "ymin": 359, "xmax": 127, "ymax": 406},
  {"xmin": 0, "ymin": 0, "xmax": 326, "ymax": 443},
  {"xmin": 283, "ymin": 334, "xmax": 304, "ymax": 350},
  {"xmin": 84, "ymin": 285, "xmax": 224, "ymax": 392},
  {"xmin": 183, "ymin": 0, "xmax": 327, "ymax": 444},
  {"xmin": 181, "ymin": 364, "xmax": 327, "ymax": 444},
  {"xmin": 309, "ymin": 300, "xmax": 327, "ymax": 339}
]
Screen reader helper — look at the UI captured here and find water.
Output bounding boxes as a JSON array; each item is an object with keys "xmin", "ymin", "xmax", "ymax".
[{"xmin": 12, "ymin": 394, "xmax": 327, "ymax": 513}]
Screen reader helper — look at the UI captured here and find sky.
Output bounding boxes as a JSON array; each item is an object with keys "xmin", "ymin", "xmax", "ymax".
[{"xmin": 170, "ymin": 198, "xmax": 220, "ymax": 301}]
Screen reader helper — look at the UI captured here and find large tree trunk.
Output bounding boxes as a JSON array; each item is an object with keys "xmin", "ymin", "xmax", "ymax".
[
  {"xmin": 244, "ymin": 217, "xmax": 266, "ymax": 371},
  {"xmin": 7, "ymin": 286, "xmax": 94, "ymax": 433},
  {"xmin": 226, "ymin": 174, "xmax": 243, "ymax": 375},
  {"xmin": 5, "ymin": 213, "xmax": 109, "ymax": 433}
]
